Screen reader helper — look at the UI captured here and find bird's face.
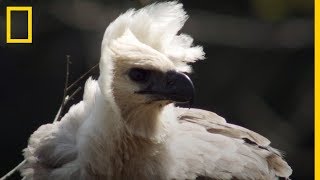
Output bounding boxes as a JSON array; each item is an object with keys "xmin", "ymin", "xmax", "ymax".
[
  {"xmin": 103, "ymin": 29, "xmax": 195, "ymax": 119},
  {"xmin": 112, "ymin": 57, "xmax": 194, "ymax": 114}
]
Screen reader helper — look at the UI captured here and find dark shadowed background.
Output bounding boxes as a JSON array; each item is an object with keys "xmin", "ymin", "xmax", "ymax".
[{"xmin": 0, "ymin": 0, "xmax": 314, "ymax": 179}]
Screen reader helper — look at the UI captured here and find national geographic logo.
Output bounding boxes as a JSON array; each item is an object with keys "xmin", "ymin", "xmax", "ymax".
[{"xmin": 6, "ymin": 6, "xmax": 32, "ymax": 43}]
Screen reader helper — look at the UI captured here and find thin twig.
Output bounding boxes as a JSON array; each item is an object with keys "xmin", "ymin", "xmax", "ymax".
[
  {"xmin": 56, "ymin": 55, "xmax": 71, "ymax": 122},
  {"xmin": 1, "ymin": 57, "xmax": 96, "ymax": 180},
  {"xmin": 68, "ymin": 87, "xmax": 82, "ymax": 101},
  {"xmin": 0, "ymin": 160, "xmax": 26, "ymax": 180},
  {"xmin": 1, "ymin": 56, "xmax": 72, "ymax": 179},
  {"xmin": 53, "ymin": 87, "xmax": 81, "ymax": 123},
  {"xmin": 53, "ymin": 95, "xmax": 69, "ymax": 123},
  {"xmin": 66, "ymin": 63, "xmax": 98, "ymax": 91}
]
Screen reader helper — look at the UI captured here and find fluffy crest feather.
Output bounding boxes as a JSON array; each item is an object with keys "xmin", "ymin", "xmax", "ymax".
[{"xmin": 101, "ymin": 1, "xmax": 205, "ymax": 73}]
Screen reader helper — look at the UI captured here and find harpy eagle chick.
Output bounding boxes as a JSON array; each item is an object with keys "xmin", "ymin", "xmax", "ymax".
[{"xmin": 21, "ymin": 2, "xmax": 292, "ymax": 180}]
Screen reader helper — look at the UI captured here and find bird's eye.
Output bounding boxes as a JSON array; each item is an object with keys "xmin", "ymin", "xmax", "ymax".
[{"xmin": 128, "ymin": 68, "xmax": 150, "ymax": 83}]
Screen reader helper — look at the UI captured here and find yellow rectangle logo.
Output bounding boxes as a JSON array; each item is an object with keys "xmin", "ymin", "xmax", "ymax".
[{"xmin": 6, "ymin": 6, "xmax": 32, "ymax": 44}]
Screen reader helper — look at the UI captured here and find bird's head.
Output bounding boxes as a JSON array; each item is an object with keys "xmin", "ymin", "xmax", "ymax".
[
  {"xmin": 98, "ymin": 2, "xmax": 204, "ymax": 123},
  {"xmin": 110, "ymin": 29, "xmax": 196, "ymax": 114}
]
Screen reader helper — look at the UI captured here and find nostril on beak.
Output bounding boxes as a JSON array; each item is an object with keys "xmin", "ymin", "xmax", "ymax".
[
  {"xmin": 166, "ymin": 79, "xmax": 175, "ymax": 87},
  {"xmin": 166, "ymin": 71, "xmax": 179, "ymax": 88}
]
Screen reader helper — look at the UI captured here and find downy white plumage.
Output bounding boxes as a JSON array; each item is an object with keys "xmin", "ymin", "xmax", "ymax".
[{"xmin": 21, "ymin": 2, "xmax": 292, "ymax": 180}]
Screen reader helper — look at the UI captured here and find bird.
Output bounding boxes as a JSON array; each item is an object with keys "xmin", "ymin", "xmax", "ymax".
[{"xmin": 20, "ymin": 2, "xmax": 292, "ymax": 180}]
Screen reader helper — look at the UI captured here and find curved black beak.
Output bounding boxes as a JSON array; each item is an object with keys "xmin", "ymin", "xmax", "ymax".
[{"xmin": 137, "ymin": 71, "xmax": 194, "ymax": 103}]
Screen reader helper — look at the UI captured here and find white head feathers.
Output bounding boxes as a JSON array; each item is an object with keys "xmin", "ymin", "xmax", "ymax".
[
  {"xmin": 99, "ymin": 2, "xmax": 204, "ymax": 108},
  {"xmin": 101, "ymin": 1, "xmax": 205, "ymax": 72}
]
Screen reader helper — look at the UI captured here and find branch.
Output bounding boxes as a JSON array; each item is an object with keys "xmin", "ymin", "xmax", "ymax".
[
  {"xmin": 68, "ymin": 87, "xmax": 82, "ymax": 102},
  {"xmin": 66, "ymin": 63, "xmax": 98, "ymax": 91},
  {"xmin": 0, "ymin": 160, "xmax": 26, "ymax": 180},
  {"xmin": 0, "ymin": 55, "xmax": 71, "ymax": 179},
  {"xmin": 0, "ymin": 56, "xmax": 96, "ymax": 180},
  {"xmin": 55, "ymin": 55, "xmax": 71, "ymax": 122}
]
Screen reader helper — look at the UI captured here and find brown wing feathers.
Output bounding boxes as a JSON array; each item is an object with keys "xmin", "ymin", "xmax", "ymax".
[{"xmin": 175, "ymin": 107, "xmax": 292, "ymax": 179}]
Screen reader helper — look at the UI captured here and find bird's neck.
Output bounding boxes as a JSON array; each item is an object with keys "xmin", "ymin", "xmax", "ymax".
[
  {"xmin": 121, "ymin": 103, "xmax": 166, "ymax": 139},
  {"xmin": 78, "ymin": 91, "xmax": 173, "ymax": 177},
  {"xmin": 82, "ymin": 88, "xmax": 174, "ymax": 148}
]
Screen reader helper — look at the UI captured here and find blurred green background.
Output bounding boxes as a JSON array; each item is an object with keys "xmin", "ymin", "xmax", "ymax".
[{"xmin": 0, "ymin": 0, "xmax": 314, "ymax": 179}]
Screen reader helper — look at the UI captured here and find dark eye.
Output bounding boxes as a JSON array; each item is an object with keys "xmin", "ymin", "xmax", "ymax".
[{"xmin": 128, "ymin": 68, "xmax": 150, "ymax": 83}]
